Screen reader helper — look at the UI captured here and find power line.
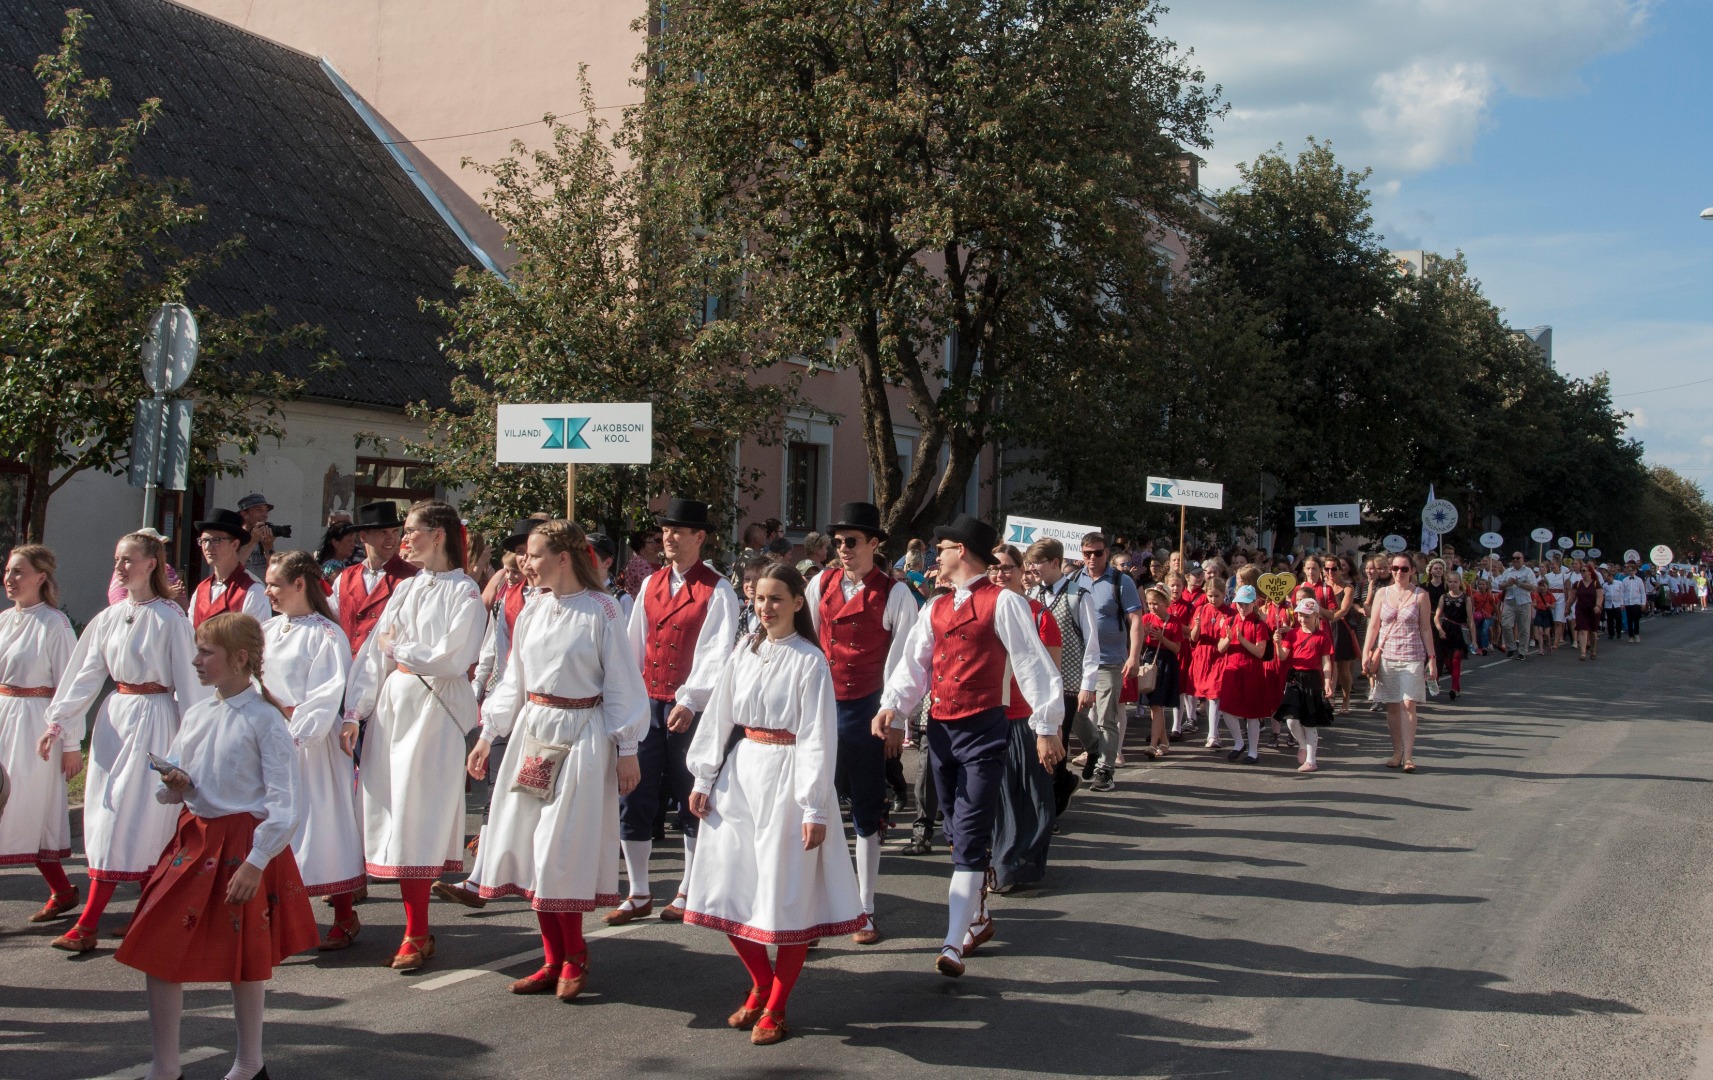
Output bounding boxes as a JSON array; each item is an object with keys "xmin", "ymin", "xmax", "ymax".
[
  {"xmin": 375, "ymin": 102, "xmax": 643, "ymax": 147},
  {"xmin": 1613, "ymin": 375, "xmax": 1713, "ymax": 398}
]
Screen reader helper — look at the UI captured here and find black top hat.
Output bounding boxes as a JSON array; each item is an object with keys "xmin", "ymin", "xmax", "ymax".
[
  {"xmin": 933, "ymin": 513, "xmax": 1000, "ymax": 566},
  {"xmin": 827, "ymin": 501, "xmax": 887, "ymax": 540},
  {"xmin": 194, "ymin": 508, "xmax": 252, "ymax": 546},
  {"xmin": 502, "ymin": 517, "xmax": 540, "ymax": 554},
  {"xmin": 588, "ymin": 533, "xmax": 617, "ymax": 561},
  {"xmin": 353, "ymin": 501, "xmax": 406, "ymax": 531},
  {"xmin": 657, "ymin": 498, "xmax": 714, "ymax": 531}
]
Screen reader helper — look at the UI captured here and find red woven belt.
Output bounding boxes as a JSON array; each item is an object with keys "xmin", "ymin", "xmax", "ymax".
[
  {"xmin": 116, "ymin": 682, "xmax": 170, "ymax": 695},
  {"xmin": 527, "ymin": 692, "xmax": 604, "ymax": 710},
  {"xmin": 744, "ymin": 727, "xmax": 796, "ymax": 745},
  {"xmin": 0, "ymin": 684, "xmax": 54, "ymax": 698}
]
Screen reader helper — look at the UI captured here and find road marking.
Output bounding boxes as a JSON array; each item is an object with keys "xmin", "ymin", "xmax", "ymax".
[
  {"xmin": 88, "ymin": 1045, "xmax": 223, "ymax": 1080},
  {"xmin": 410, "ymin": 919, "xmax": 646, "ymax": 991}
]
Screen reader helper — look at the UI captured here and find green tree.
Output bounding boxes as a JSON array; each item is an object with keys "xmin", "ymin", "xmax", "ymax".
[
  {"xmin": 0, "ymin": 10, "xmax": 306, "ymax": 541},
  {"xmin": 409, "ymin": 80, "xmax": 804, "ymax": 548},
  {"xmin": 640, "ymin": 0, "xmax": 1220, "ymax": 545}
]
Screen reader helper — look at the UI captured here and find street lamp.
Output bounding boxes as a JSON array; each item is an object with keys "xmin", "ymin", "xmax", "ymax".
[{"xmin": 1703, "ymin": 207, "xmax": 1713, "ymax": 220}]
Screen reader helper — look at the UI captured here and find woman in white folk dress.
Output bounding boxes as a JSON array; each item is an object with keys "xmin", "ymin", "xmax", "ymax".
[
  {"xmin": 684, "ymin": 563, "xmax": 864, "ymax": 1046},
  {"xmin": 346, "ymin": 500, "xmax": 487, "ymax": 971},
  {"xmin": 40, "ymin": 531, "xmax": 204, "ymax": 953},
  {"xmin": 262, "ymin": 550, "xmax": 365, "ymax": 950},
  {"xmin": 466, "ymin": 521, "xmax": 648, "ymax": 1002},
  {"xmin": 0, "ymin": 546, "xmax": 79, "ymax": 921}
]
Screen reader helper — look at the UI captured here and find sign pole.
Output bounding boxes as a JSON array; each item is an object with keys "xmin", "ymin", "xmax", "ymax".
[
  {"xmin": 1325, "ymin": 525, "xmax": 1332, "ymax": 553},
  {"xmin": 1178, "ymin": 505, "xmax": 1186, "ymax": 561},
  {"xmin": 565, "ymin": 463, "xmax": 577, "ymax": 523}
]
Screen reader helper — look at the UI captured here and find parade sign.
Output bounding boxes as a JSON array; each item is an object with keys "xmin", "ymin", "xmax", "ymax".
[
  {"xmin": 1146, "ymin": 476, "xmax": 1224, "ymax": 509},
  {"xmin": 1382, "ymin": 534, "xmax": 1408, "ymax": 553},
  {"xmin": 1257, "ymin": 572, "xmax": 1297, "ymax": 604},
  {"xmin": 1295, "ymin": 503, "xmax": 1361, "ymax": 527},
  {"xmin": 1571, "ymin": 550, "xmax": 1586, "ymax": 560},
  {"xmin": 1004, "ymin": 515, "xmax": 1099, "ymax": 548},
  {"xmin": 1531, "ymin": 527, "xmax": 1554, "ymax": 544},
  {"xmin": 1588, "ymin": 548, "xmax": 1602, "ymax": 560},
  {"xmin": 496, "ymin": 403, "xmax": 654, "ymax": 464},
  {"xmin": 1421, "ymin": 499, "xmax": 1459, "ymax": 534},
  {"xmin": 1557, "ymin": 536, "xmax": 1573, "ymax": 551},
  {"xmin": 1624, "ymin": 549, "xmax": 1641, "ymax": 565},
  {"xmin": 1651, "ymin": 545, "xmax": 1673, "ymax": 568},
  {"xmin": 1479, "ymin": 531, "xmax": 1504, "ymax": 550}
]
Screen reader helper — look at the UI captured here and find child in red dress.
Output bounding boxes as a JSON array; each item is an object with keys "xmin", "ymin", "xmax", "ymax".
[{"xmin": 1216, "ymin": 586, "xmax": 1273, "ymax": 764}]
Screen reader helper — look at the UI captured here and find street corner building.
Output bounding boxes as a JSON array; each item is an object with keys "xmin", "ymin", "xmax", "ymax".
[{"xmin": 0, "ymin": 0, "xmax": 493, "ymax": 621}]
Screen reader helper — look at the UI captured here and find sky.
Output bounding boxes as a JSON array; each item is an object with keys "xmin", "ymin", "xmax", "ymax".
[{"xmin": 1155, "ymin": 0, "xmax": 1713, "ymax": 485}]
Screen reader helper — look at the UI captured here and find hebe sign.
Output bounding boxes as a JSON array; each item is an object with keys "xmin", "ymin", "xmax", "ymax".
[{"xmin": 496, "ymin": 403, "xmax": 654, "ymax": 464}]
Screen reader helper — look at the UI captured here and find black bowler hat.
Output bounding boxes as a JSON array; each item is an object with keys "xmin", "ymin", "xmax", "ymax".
[
  {"xmin": 502, "ymin": 517, "xmax": 540, "ymax": 554},
  {"xmin": 657, "ymin": 497, "xmax": 714, "ymax": 531},
  {"xmin": 353, "ymin": 501, "xmax": 405, "ymax": 530},
  {"xmin": 589, "ymin": 533, "xmax": 617, "ymax": 561},
  {"xmin": 193, "ymin": 508, "xmax": 251, "ymax": 545},
  {"xmin": 827, "ymin": 501, "xmax": 887, "ymax": 541},
  {"xmin": 933, "ymin": 513, "xmax": 1000, "ymax": 566}
]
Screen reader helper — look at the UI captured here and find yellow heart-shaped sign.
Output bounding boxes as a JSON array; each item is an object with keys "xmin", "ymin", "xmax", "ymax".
[{"xmin": 1257, "ymin": 572, "xmax": 1297, "ymax": 605}]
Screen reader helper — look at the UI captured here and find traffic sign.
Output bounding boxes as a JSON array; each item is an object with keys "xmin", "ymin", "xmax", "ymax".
[
  {"xmin": 1004, "ymin": 514, "xmax": 1099, "ymax": 548},
  {"xmin": 1421, "ymin": 499, "xmax": 1459, "ymax": 534},
  {"xmin": 495, "ymin": 403, "xmax": 654, "ymax": 464},
  {"xmin": 1295, "ymin": 503, "xmax": 1361, "ymax": 527},
  {"xmin": 1530, "ymin": 527, "xmax": 1553, "ymax": 544},
  {"xmin": 1382, "ymin": 534, "xmax": 1408, "ymax": 554},
  {"xmin": 140, "ymin": 303, "xmax": 199, "ymax": 394},
  {"xmin": 127, "ymin": 398, "xmax": 194, "ymax": 490},
  {"xmin": 1479, "ymin": 531, "xmax": 1504, "ymax": 550},
  {"xmin": 1651, "ymin": 545, "xmax": 1673, "ymax": 568},
  {"xmin": 1145, "ymin": 476, "xmax": 1224, "ymax": 509},
  {"xmin": 1575, "ymin": 531, "xmax": 1594, "ymax": 549}
]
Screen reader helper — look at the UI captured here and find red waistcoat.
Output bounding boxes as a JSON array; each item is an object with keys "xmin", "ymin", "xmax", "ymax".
[
  {"xmin": 337, "ymin": 556, "xmax": 418, "ymax": 657},
  {"xmin": 643, "ymin": 562, "xmax": 724, "ymax": 702},
  {"xmin": 502, "ymin": 579, "xmax": 528, "ymax": 639},
  {"xmin": 929, "ymin": 577, "xmax": 1009, "ymax": 721},
  {"xmin": 192, "ymin": 568, "xmax": 258, "ymax": 629},
  {"xmin": 818, "ymin": 567, "xmax": 896, "ymax": 701}
]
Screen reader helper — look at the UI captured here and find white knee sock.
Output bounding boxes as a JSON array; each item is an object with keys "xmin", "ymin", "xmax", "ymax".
[
  {"xmin": 1206, "ymin": 702, "xmax": 1223, "ymax": 746},
  {"xmin": 944, "ymin": 870, "xmax": 984, "ymax": 950},
  {"xmin": 226, "ymin": 980, "xmax": 265, "ymax": 1080},
  {"xmin": 620, "ymin": 839, "xmax": 652, "ymax": 906},
  {"xmin": 1223, "ymin": 708, "xmax": 1244, "ymax": 750},
  {"xmin": 1116, "ymin": 712, "xmax": 1129, "ymax": 756},
  {"xmin": 145, "ymin": 977, "xmax": 183, "ymax": 1080},
  {"xmin": 1245, "ymin": 718, "xmax": 1261, "ymax": 757},
  {"xmin": 677, "ymin": 833, "xmax": 697, "ymax": 899},
  {"xmin": 1286, "ymin": 717, "xmax": 1306, "ymax": 746},
  {"xmin": 855, "ymin": 832, "xmax": 882, "ymax": 916},
  {"xmin": 1304, "ymin": 728, "xmax": 1320, "ymax": 766}
]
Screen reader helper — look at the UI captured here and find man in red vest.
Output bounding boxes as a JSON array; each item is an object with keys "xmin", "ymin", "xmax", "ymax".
[
  {"xmin": 608, "ymin": 498, "xmax": 738, "ymax": 926},
  {"xmin": 190, "ymin": 508, "xmax": 272, "ymax": 629},
  {"xmin": 876, "ymin": 513, "xmax": 1064, "ymax": 978},
  {"xmin": 331, "ymin": 501, "xmax": 417, "ymax": 657},
  {"xmin": 804, "ymin": 501, "xmax": 917, "ymax": 946}
]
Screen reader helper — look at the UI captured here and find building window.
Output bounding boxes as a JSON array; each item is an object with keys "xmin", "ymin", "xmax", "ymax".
[
  {"xmin": 784, "ymin": 442, "xmax": 822, "ymax": 532},
  {"xmin": 353, "ymin": 457, "xmax": 435, "ymax": 516}
]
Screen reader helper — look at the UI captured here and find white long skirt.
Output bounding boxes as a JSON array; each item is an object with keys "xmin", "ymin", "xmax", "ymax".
[
  {"xmin": 477, "ymin": 704, "xmax": 622, "ymax": 911},
  {"xmin": 0, "ymin": 696, "xmax": 71, "ymax": 866},
  {"xmin": 84, "ymin": 694, "xmax": 181, "ymax": 881},
  {"xmin": 683, "ymin": 739, "xmax": 864, "ymax": 945},
  {"xmin": 361, "ymin": 673, "xmax": 473, "ymax": 879},
  {"xmin": 292, "ymin": 736, "xmax": 366, "ymax": 895}
]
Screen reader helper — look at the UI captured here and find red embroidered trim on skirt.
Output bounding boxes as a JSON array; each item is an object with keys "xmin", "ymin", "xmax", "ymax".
[
  {"xmin": 682, "ymin": 909, "xmax": 866, "ymax": 945},
  {"xmin": 303, "ymin": 872, "xmax": 368, "ymax": 898},
  {"xmin": 116, "ymin": 682, "xmax": 171, "ymax": 696},
  {"xmin": 527, "ymin": 692, "xmax": 604, "ymax": 710},
  {"xmin": 743, "ymin": 727, "xmax": 797, "ymax": 745},
  {"xmin": 476, "ymin": 883, "xmax": 623, "ymax": 912},
  {"xmin": 365, "ymin": 860, "xmax": 463, "ymax": 880},
  {"xmin": 88, "ymin": 866, "xmax": 156, "ymax": 882},
  {"xmin": 0, "ymin": 684, "xmax": 54, "ymax": 698},
  {"xmin": 0, "ymin": 847, "xmax": 71, "ymax": 866}
]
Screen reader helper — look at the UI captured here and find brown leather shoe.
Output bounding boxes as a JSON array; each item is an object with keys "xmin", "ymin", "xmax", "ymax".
[
  {"xmin": 657, "ymin": 893, "xmax": 688, "ymax": 922},
  {"xmin": 935, "ymin": 946, "xmax": 965, "ymax": 978},
  {"xmin": 556, "ymin": 954, "xmax": 588, "ymax": 1002},
  {"xmin": 390, "ymin": 934, "xmax": 435, "ymax": 971},
  {"xmin": 603, "ymin": 897, "xmax": 652, "ymax": 926},
  {"xmin": 432, "ymin": 881, "xmax": 487, "ymax": 909},
  {"xmin": 318, "ymin": 915, "xmax": 361, "ymax": 951},
  {"xmin": 29, "ymin": 887, "xmax": 80, "ymax": 923},
  {"xmin": 851, "ymin": 916, "xmax": 882, "ymax": 946},
  {"xmin": 963, "ymin": 915, "xmax": 994, "ymax": 955},
  {"xmin": 751, "ymin": 1009, "xmax": 789, "ymax": 1045},
  {"xmin": 510, "ymin": 964, "xmax": 558, "ymax": 994},
  {"xmin": 727, "ymin": 987, "xmax": 765, "ymax": 1029},
  {"xmin": 50, "ymin": 926, "xmax": 97, "ymax": 953}
]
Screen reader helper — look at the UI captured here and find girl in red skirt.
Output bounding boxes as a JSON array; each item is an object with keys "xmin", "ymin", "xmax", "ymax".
[
  {"xmin": 116, "ymin": 612, "xmax": 318, "ymax": 1080},
  {"xmin": 1216, "ymin": 585, "xmax": 1272, "ymax": 764}
]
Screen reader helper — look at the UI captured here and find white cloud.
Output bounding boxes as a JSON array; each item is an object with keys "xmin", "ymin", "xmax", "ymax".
[{"xmin": 1161, "ymin": 0, "xmax": 1653, "ymax": 186}]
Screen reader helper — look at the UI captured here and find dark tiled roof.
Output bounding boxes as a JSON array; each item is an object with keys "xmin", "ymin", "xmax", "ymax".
[{"xmin": 0, "ymin": 0, "xmax": 476, "ymax": 409}]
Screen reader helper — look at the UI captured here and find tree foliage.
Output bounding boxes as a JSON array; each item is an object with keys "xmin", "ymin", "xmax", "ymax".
[
  {"xmin": 0, "ymin": 10, "xmax": 306, "ymax": 541},
  {"xmin": 408, "ymin": 78, "xmax": 805, "ymax": 547}
]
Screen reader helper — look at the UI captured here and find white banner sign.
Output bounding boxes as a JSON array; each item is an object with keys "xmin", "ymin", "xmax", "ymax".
[
  {"xmin": 1479, "ymin": 531, "xmax": 1504, "ymax": 550},
  {"xmin": 1146, "ymin": 476, "xmax": 1224, "ymax": 510},
  {"xmin": 1651, "ymin": 544, "xmax": 1674, "ymax": 568},
  {"xmin": 1422, "ymin": 499, "xmax": 1459, "ymax": 534},
  {"xmin": 1295, "ymin": 503, "xmax": 1361, "ymax": 527},
  {"xmin": 1382, "ymin": 534, "xmax": 1409, "ymax": 553},
  {"xmin": 495, "ymin": 402, "xmax": 654, "ymax": 464},
  {"xmin": 1531, "ymin": 527, "xmax": 1554, "ymax": 544},
  {"xmin": 1003, "ymin": 515, "xmax": 1100, "ymax": 548}
]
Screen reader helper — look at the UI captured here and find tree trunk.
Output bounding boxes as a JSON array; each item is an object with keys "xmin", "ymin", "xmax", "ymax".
[{"xmin": 25, "ymin": 443, "xmax": 54, "ymax": 544}]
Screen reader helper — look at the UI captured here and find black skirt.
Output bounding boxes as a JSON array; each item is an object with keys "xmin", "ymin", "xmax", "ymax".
[
  {"xmin": 1276, "ymin": 669, "xmax": 1335, "ymax": 727},
  {"xmin": 1142, "ymin": 652, "xmax": 1180, "ymax": 707},
  {"xmin": 1333, "ymin": 618, "xmax": 1360, "ymax": 662}
]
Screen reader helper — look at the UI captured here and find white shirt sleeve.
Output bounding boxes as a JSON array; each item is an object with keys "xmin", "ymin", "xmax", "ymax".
[
  {"xmin": 804, "ymin": 573, "xmax": 826, "ymax": 633},
  {"xmin": 881, "ymin": 579, "xmax": 920, "ymax": 691},
  {"xmin": 480, "ymin": 601, "xmax": 531, "ymax": 743},
  {"xmin": 598, "ymin": 598, "xmax": 649, "ymax": 755},
  {"xmin": 1075, "ymin": 586, "xmax": 1101, "ymax": 692},
  {"xmin": 44, "ymin": 612, "xmax": 111, "ymax": 745},
  {"xmin": 243, "ymin": 583, "xmax": 274, "ymax": 625},
  {"xmin": 675, "ymin": 578, "xmax": 740, "ymax": 712},
  {"xmin": 687, "ymin": 650, "xmax": 741, "ymax": 795},
  {"xmin": 248, "ymin": 705, "xmax": 303, "ymax": 869},
  {"xmin": 878, "ymin": 594, "xmax": 941, "ymax": 718},
  {"xmin": 794, "ymin": 654, "xmax": 837, "ymax": 825},
  {"xmin": 392, "ymin": 584, "xmax": 487, "ymax": 679},
  {"xmin": 992, "ymin": 590, "xmax": 1066, "ymax": 737},
  {"xmin": 287, "ymin": 628, "xmax": 351, "ymax": 747}
]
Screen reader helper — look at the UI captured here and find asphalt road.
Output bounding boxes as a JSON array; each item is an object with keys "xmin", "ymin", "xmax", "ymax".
[{"xmin": 6, "ymin": 614, "xmax": 1713, "ymax": 1079}]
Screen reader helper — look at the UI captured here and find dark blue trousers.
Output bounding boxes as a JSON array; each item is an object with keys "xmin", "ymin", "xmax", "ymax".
[
  {"xmin": 619, "ymin": 698, "xmax": 699, "ymax": 840},
  {"xmin": 834, "ymin": 692, "xmax": 888, "ymax": 837},
  {"xmin": 925, "ymin": 707, "xmax": 1010, "ymax": 872}
]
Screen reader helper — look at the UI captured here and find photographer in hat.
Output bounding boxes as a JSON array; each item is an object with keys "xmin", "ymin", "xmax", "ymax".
[{"xmin": 237, "ymin": 493, "xmax": 287, "ymax": 579}]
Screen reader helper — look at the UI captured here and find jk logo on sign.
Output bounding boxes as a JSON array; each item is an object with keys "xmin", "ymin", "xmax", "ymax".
[
  {"xmin": 542, "ymin": 418, "xmax": 590, "ymax": 450},
  {"xmin": 1149, "ymin": 481, "xmax": 1174, "ymax": 499},
  {"xmin": 1297, "ymin": 509, "xmax": 1318, "ymax": 525},
  {"xmin": 1007, "ymin": 524, "xmax": 1038, "ymax": 544}
]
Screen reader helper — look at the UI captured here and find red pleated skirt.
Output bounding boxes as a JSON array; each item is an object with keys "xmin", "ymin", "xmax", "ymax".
[{"xmin": 116, "ymin": 810, "xmax": 319, "ymax": 983}]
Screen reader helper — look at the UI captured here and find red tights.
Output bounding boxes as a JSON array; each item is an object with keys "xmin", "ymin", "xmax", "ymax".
[
  {"xmin": 727, "ymin": 935, "xmax": 807, "ymax": 1026},
  {"xmin": 399, "ymin": 879, "xmax": 431, "ymax": 939},
  {"xmin": 535, "ymin": 911, "xmax": 588, "ymax": 970},
  {"xmin": 75, "ymin": 879, "xmax": 117, "ymax": 933},
  {"xmin": 1449, "ymin": 651, "xmax": 1463, "ymax": 693},
  {"xmin": 37, "ymin": 860, "xmax": 73, "ymax": 896},
  {"xmin": 328, "ymin": 891, "xmax": 357, "ymax": 925}
]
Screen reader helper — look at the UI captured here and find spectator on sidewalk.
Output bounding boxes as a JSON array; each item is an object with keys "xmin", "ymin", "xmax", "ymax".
[
  {"xmin": 1071, "ymin": 532, "xmax": 1143, "ymax": 793},
  {"xmin": 1495, "ymin": 552, "xmax": 1537, "ymax": 658}
]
